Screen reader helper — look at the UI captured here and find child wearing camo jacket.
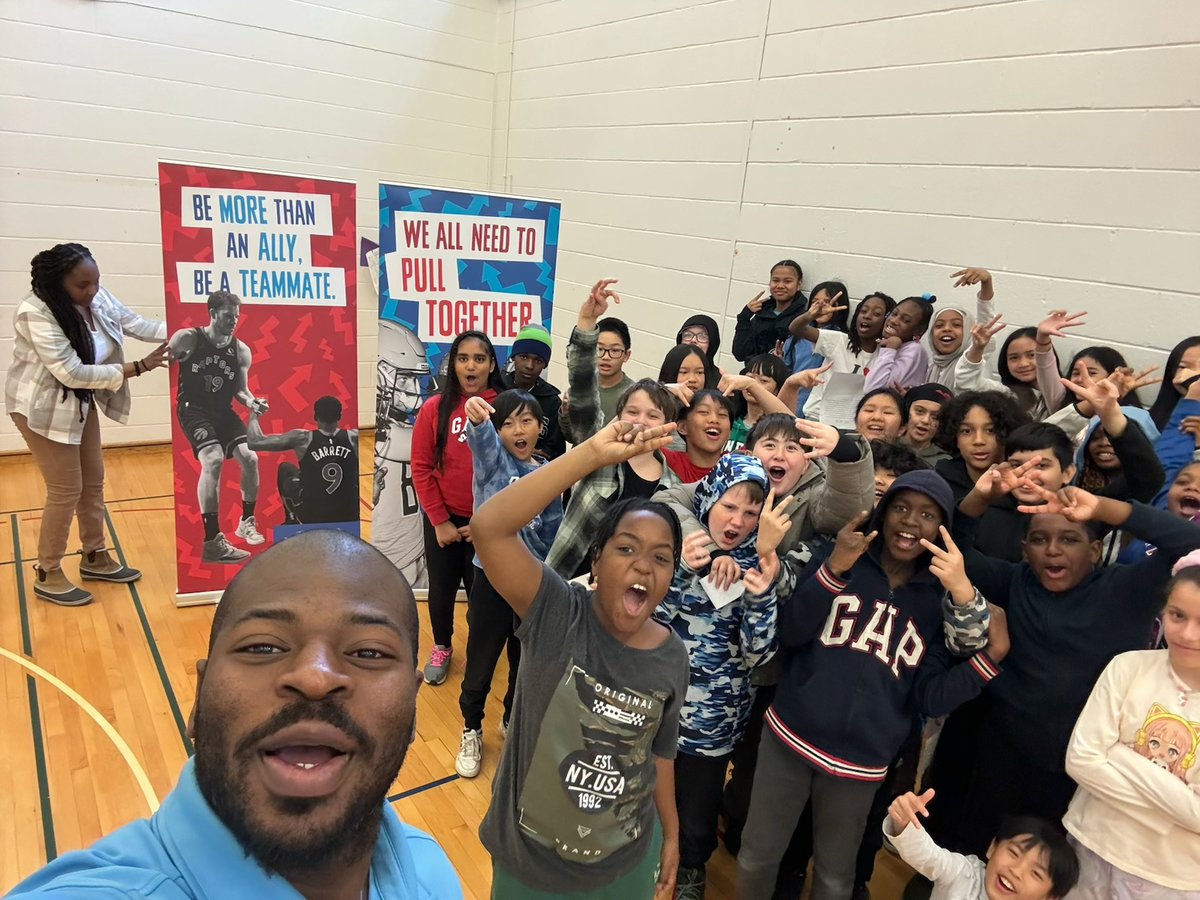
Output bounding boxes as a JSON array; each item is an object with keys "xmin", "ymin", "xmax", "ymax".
[{"xmin": 650, "ymin": 454, "xmax": 801, "ymax": 898}]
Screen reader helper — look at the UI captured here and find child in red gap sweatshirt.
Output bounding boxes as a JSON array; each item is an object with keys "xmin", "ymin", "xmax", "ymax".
[{"xmin": 411, "ymin": 329, "xmax": 503, "ymax": 686}]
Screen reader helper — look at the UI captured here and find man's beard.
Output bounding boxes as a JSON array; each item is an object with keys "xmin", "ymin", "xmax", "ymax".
[{"xmin": 193, "ymin": 698, "xmax": 412, "ymax": 877}]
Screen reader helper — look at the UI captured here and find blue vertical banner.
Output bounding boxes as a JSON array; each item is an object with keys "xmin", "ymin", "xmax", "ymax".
[{"xmin": 372, "ymin": 185, "xmax": 560, "ymax": 589}]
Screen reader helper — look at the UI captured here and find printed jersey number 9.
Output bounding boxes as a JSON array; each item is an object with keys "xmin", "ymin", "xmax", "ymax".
[
  {"xmin": 322, "ymin": 463, "xmax": 342, "ymax": 495},
  {"xmin": 204, "ymin": 375, "xmax": 224, "ymax": 393}
]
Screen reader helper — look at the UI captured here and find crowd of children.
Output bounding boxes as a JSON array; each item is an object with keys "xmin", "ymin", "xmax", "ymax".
[{"xmin": 405, "ymin": 264, "xmax": 1200, "ymax": 900}]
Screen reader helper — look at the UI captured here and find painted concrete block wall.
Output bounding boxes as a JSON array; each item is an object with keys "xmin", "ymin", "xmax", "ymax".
[
  {"xmin": 495, "ymin": 0, "xmax": 1200, "ymax": 405},
  {"xmin": 0, "ymin": 0, "xmax": 498, "ymax": 452}
]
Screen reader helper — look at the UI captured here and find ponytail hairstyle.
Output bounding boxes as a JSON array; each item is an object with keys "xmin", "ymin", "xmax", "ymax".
[
  {"xmin": 434, "ymin": 330, "xmax": 503, "ymax": 471},
  {"xmin": 30, "ymin": 243, "xmax": 96, "ymax": 415}
]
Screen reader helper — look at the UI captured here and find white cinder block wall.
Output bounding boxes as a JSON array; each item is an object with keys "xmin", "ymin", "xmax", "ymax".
[
  {"xmin": 3, "ymin": 0, "xmax": 1198, "ymax": 451},
  {"xmin": 0, "ymin": 0, "xmax": 498, "ymax": 452},
  {"xmin": 495, "ymin": 0, "xmax": 1200, "ymax": 400}
]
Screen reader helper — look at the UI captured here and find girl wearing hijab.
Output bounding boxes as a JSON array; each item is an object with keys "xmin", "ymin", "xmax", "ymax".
[{"xmin": 923, "ymin": 267, "xmax": 997, "ymax": 390}]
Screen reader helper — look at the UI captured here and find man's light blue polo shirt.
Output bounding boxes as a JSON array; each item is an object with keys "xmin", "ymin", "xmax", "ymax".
[{"xmin": 8, "ymin": 759, "xmax": 462, "ymax": 899}]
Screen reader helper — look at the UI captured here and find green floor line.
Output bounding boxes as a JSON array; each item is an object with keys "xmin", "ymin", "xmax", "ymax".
[
  {"xmin": 104, "ymin": 509, "xmax": 194, "ymax": 756},
  {"xmin": 12, "ymin": 515, "xmax": 57, "ymax": 860}
]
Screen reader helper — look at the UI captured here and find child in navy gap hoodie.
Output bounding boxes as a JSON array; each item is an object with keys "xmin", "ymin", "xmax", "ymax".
[{"xmin": 737, "ymin": 470, "xmax": 1007, "ymax": 900}]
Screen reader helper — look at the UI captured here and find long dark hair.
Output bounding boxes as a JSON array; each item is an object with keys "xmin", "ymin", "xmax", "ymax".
[
  {"xmin": 997, "ymin": 326, "xmax": 1046, "ymax": 416},
  {"xmin": 30, "ymin": 243, "xmax": 96, "ymax": 413},
  {"xmin": 1065, "ymin": 345, "xmax": 1143, "ymax": 409},
  {"xmin": 434, "ymin": 330, "xmax": 503, "ymax": 471},
  {"xmin": 657, "ymin": 343, "xmax": 715, "ymax": 389},
  {"xmin": 1149, "ymin": 336, "xmax": 1200, "ymax": 431}
]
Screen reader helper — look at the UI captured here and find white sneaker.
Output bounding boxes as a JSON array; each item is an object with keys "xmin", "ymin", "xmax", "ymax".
[
  {"xmin": 235, "ymin": 516, "xmax": 266, "ymax": 545},
  {"xmin": 455, "ymin": 728, "xmax": 482, "ymax": 778}
]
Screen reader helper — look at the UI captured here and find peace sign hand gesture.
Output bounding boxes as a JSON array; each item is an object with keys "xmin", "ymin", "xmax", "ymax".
[
  {"xmin": 756, "ymin": 488, "xmax": 797, "ymax": 559},
  {"xmin": 1059, "ymin": 369, "xmax": 1120, "ymax": 419},
  {"xmin": 746, "ymin": 290, "xmax": 767, "ymax": 314},
  {"xmin": 1015, "ymin": 484, "xmax": 1102, "ymax": 520},
  {"xmin": 918, "ymin": 526, "xmax": 974, "ymax": 605},
  {"xmin": 828, "ymin": 510, "xmax": 877, "ymax": 577},
  {"xmin": 969, "ymin": 314, "xmax": 1006, "ymax": 356}
]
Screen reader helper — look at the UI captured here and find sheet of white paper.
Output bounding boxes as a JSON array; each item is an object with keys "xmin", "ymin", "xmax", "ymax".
[
  {"xmin": 819, "ymin": 371, "xmax": 867, "ymax": 431},
  {"xmin": 702, "ymin": 573, "xmax": 746, "ymax": 610}
]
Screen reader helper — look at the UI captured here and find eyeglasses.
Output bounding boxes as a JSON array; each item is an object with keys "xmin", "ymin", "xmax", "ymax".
[
  {"xmin": 597, "ymin": 347, "xmax": 628, "ymax": 359},
  {"xmin": 680, "ymin": 330, "xmax": 708, "ymax": 344}
]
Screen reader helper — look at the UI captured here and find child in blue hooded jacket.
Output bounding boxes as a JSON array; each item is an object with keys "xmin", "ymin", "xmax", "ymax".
[
  {"xmin": 455, "ymin": 389, "xmax": 564, "ymax": 780},
  {"xmin": 651, "ymin": 454, "xmax": 802, "ymax": 896},
  {"xmin": 738, "ymin": 469, "xmax": 1007, "ymax": 900}
]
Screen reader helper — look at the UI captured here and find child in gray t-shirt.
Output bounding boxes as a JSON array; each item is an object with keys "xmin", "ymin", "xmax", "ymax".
[{"xmin": 473, "ymin": 419, "xmax": 691, "ymax": 899}]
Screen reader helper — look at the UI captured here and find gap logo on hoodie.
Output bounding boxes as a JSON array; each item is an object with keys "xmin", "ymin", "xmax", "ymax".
[{"xmin": 818, "ymin": 590, "xmax": 927, "ymax": 677}]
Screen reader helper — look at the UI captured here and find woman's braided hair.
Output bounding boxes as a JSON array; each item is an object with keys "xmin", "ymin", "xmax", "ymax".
[{"xmin": 30, "ymin": 243, "xmax": 96, "ymax": 414}]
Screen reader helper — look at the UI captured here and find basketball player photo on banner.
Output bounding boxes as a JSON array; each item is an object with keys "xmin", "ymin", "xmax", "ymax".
[
  {"xmin": 374, "ymin": 185, "xmax": 560, "ymax": 590},
  {"xmin": 159, "ymin": 162, "xmax": 358, "ymax": 603}
]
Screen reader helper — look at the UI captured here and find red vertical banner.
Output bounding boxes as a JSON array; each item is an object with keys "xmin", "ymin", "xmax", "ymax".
[{"xmin": 159, "ymin": 163, "xmax": 358, "ymax": 603}]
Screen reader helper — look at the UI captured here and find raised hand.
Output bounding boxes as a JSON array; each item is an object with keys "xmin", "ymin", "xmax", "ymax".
[
  {"xmin": 888, "ymin": 788, "xmax": 936, "ymax": 832},
  {"xmin": 811, "ymin": 291, "xmax": 849, "ymax": 319},
  {"xmin": 746, "ymin": 290, "xmax": 767, "ymax": 314},
  {"xmin": 772, "ymin": 339, "xmax": 786, "ymax": 358},
  {"xmin": 756, "ymin": 488, "xmax": 797, "ymax": 558},
  {"xmin": 950, "ymin": 268, "xmax": 992, "ymax": 290},
  {"xmin": 973, "ymin": 457, "xmax": 1044, "ymax": 503},
  {"xmin": 682, "ymin": 530, "xmax": 713, "ymax": 571},
  {"xmin": 1015, "ymin": 484, "xmax": 1102, "ymax": 520},
  {"xmin": 794, "ymin": 418, "xmax": 840, "ymax": 460},
  {"xmin": 743, "ymin": 551, "xmax": 780, "ymax": 596},
  {"xmin": 918, "ymin": 526, "xmax": 974, "ymax": 604},
  {"xmin": 718, "ymin": 371, "xmax": 758, "ymax": 397},
  {"xmin": 1035, "ymin": 309, "xmax": 1088, "ymax": 343},
  {"xmin": 828, "ymin": 510, "xmax": 878, "ymax": 576},
  {"xmin": 1059, "ymin": 370, "xmax": 1119, "ymax": 418},
  {"xmin": 465, "ymin": 395, "xmax": 496, "ymax": 426},
  {"xmin": 786, "ymin": 360, "xmax": 833, "ymax": 392},
  {"xmin": 1107, "ymin": 365, "xmax": 1161, "ymax": 402},
  {"xmin": 579, "ymin": 278, "xmax": 620, "ymax": 327},
  {"xmin": 969, "ymin": 314, "xmax": 1006, "ymax": 357},
  {"xmin": 664, "ymin": 383, "xmax": 695, "ymax": 408},
  {"xmin": 584, "ymin": 418, "xmax": 677, "ymax": 468}
]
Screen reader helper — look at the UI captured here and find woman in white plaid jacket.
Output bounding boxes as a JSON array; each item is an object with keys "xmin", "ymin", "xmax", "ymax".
[{"xmin": 5, "ymin": 243, "xmax": 169, "ymax": 606}]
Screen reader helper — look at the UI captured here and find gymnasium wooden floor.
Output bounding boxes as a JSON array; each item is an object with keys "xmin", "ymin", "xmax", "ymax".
[{"xmin": 0, "ymin": 436, "xmax": 913, "ymax": 898}]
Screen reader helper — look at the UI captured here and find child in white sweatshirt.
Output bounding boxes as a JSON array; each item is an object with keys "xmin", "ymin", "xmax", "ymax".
[
  {"xmin": 1063, "ymin": 555, "xmax": 1200, "ymax": 897},
  {"xmin": 884, "ymin": 790, "xmax": 1079, "ymax": 900}
]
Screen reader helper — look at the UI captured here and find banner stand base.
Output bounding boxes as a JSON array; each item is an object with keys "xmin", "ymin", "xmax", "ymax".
[{"xmin": 175, "ymin": 590, "xmax": 222, "ymax": 608}]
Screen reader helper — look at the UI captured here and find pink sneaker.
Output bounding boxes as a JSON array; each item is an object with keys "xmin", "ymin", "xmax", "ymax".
[{"xmin": 423, "ymin": 645, "xmax": 452, "ymax": 685}]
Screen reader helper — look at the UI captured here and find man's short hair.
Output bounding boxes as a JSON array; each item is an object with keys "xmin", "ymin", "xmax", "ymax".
[
  {"xmin": 597, "ymin": 316, "xmax": 631, "ymax": 350},
  {"xmin": 314, "ymin": 396, "xmax": 343, "ymax": 424},
  {"xmin": 207, "ymin": 290, "xmax": 241, "ymax": 314}
]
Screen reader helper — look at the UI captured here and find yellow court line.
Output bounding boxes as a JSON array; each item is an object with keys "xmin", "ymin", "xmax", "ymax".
[{"xmin": 0, "ymin": 646, "xmax": 161, "ymax": 813}]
